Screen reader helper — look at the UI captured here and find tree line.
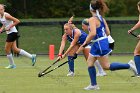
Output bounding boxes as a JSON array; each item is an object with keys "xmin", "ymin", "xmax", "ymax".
[{"xmin": 0, "ymin": 0, "xmax": 139, "ymax": 18}]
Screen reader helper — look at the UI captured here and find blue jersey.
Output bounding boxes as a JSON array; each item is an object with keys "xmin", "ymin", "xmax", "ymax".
[
  {"xmin": 90, "ymin": 16, "xmax": 112, "ymax": 57},
  {"xmin": 67, "ymin": 29, "xmax": 87, "ymax": 45}
]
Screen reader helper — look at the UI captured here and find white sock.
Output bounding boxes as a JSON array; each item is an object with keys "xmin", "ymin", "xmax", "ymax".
[
  {"xmin": 19, "ymin": 49, "xmax": 32, "ymax": 59},
  {"xmin": 7, "ymin": 54, "xmax": 15, "ymax": 65},
  {"xmin": 94, "ymin": 60, "xmax": 105, "ymax": 73}
]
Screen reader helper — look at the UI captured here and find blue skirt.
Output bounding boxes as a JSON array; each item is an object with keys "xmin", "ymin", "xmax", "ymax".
[{"xmin": 90, "ymin": 38, "xmax": 112, "ymax": 57}]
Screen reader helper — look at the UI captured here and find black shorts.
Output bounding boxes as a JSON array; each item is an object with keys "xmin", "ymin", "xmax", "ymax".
[
  {"xmin": 6, "ymin": 32, "xmax": 20, "ymax": 42},
  {"xmin": 109, "ymin": 42, "xmax": 114, "ymax": 50}
]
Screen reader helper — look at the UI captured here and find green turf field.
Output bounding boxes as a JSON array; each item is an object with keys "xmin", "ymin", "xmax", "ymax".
[{"xmin": 0, "ymin": 55, "xmax": 140, "ymax": 93}]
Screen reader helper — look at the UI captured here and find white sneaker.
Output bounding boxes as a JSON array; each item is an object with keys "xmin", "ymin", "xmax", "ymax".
[
  {"xmin": 5, "ymin": 64, "xmax": 16, "ymax": 69},
  {"xmin": 84, "ymin": 84, "xmax": 100, "ymax": 90},
  {"xmin": 128, "ymin": 60, "xmax": 138, "ymax": 75},
  {"xmin": 67, "ymin": 72, "xmax": 74, "ymax": 76},
  {"xmin": 96, "ymin": 71, "xmax": 107, "ymax": 76},
  {"xmin": 136, "ymin": 75, "xmax": 140, "ymax": 78}
]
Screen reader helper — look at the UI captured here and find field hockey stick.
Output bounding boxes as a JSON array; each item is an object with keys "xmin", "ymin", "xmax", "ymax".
[
  {"xmin": 130, "ymin": 32, "xmax": 138, "ymax": 37},
  {"xmin": 38, "ymin": 59, "xmax": 60, "ymax": 76},
  {"xmin": 38, "ymin": 60, "xmax": 68, "ymax": 77}
]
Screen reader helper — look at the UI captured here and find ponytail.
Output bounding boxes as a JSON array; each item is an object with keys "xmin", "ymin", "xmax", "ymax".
[
  {"xmin": 137, "ymin": 1, "xmax": 140, "ymax": 7},
  {"xmin": 90, "ymin": 0, "xmax": 109, "ymax": 16}
]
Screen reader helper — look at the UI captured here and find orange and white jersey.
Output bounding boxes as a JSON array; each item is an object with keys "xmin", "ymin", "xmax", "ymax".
[{"xmin": 0, "ymin": 12, "xmax": 18, "ymax": 34}]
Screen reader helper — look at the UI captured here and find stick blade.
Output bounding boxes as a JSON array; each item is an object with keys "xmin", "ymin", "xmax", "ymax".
[{"xmin": 38, "ymin": 72, "xmax": 44, "ymax": 77}]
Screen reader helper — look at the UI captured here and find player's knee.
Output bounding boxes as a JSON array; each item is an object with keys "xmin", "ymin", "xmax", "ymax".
[
  {"xmin": 68, "ymin": 52, "xmax": 75, "ymax": 56},
  {"xmin": 102, "ymin": 65, "xmax": 110, "ymax": 70},
  {"xmin": 4, "ymin": 48, "xmax": 11, "ymax": 54},
  {"xmin": 12, "ymin": 48, "xmax": 20, "ymax": 53}
]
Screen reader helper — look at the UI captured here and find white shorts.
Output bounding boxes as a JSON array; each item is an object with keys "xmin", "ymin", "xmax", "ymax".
[{"xmin": 85, "ymin": 45, "xmax": 91, "ymax": 48}]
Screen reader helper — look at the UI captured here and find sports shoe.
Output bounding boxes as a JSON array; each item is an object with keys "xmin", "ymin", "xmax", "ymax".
[
  {"xmin": 5, "ymin": 64, "xmax": 16, "ymax": 69},
  {"xmin": 131, "ymin": 74, "xmax": 140, "ymax": 77},
  {"xmin": 96, "ymin": 71, "xmax": 107, "ymax": 76},
  {"xmin": 137, "ymin": 75, "xmax": 140, "ymax": 77},
  {"xmin": 67, "ymin": 71, "xmax": 74, "ymax": 76},
  {"xmin": 128, "ymin": 60, "xmax": 137, "ymax": 75},
  {"xmin": 32, "ymin": 54, "xmax": 37, "ymax": 66},
  {"xmin": 84, "ymin": 84, "xmax": 100, "ymax": 90}
]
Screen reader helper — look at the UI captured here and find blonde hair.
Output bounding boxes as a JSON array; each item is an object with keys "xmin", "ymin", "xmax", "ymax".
[
  {"xmin": 137, "ymin": 1, "xmax": 140, "ymax": 7},
  {"xmin": 90, "ymin": 0, "xmax": 109, "ymax": 15},
  {"xmin": 0, "ymin": 4, "xmax": 6, "ymax": 9},
  {"xmin": 64, "ymin": 23, "xmax": 77, "ymax": 29},
  {"xmin": 82, "ymin": 18, "xmax": 89, "ymax": 25}
]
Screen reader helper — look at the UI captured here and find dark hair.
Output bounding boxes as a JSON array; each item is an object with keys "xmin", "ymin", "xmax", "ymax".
[{"xmin": 90, "ymin": 0, "xmax": 109, "ymax": 15}]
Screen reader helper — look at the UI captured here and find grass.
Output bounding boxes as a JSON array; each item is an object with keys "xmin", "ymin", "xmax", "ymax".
[{"xmin": 0, "ymin": 55, "xmax": 140, "ymax": 93}]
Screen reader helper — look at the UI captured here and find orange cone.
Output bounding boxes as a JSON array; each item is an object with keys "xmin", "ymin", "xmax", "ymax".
[{"xmin": 49, "ymin": 45, "xmax": 54, "ymax": 60}]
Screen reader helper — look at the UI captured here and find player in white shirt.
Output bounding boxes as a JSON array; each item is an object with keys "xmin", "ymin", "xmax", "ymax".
[{"xmin": 0, "ymin": 4, "xmax": 36, "ymax": 69}]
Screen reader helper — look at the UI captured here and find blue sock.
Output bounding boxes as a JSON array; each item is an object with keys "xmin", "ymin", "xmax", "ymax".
[
  {"xmin": 68, "ymin": 56, "xmax": 74, "ymax": 72},
  {"xmin": 88, "ymin": 66, "xmax": 97, "ymax": 86},
  {"xmin": 134, "ymin": 55, "xmax": 140, "ymax": 74},
  {"xmin": 110, "ymin": 62, "xmax": 130, "ymax": 71}
]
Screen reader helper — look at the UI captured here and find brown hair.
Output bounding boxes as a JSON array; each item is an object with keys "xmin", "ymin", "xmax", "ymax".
[{"xmin": 90, "ymin": 0, "xmax": 109, "ymax": 15}]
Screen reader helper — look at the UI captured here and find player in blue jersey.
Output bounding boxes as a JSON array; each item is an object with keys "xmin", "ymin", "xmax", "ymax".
[
  {"xmin": 74, "ymin": 0, "xmax": 137, "ymax": 90},
  {"xmin": 57, "ymin": 22, "xmax": 88, "ymax": 76},
  {"xmin": 81, "ymin": 18, "xmax": 115, "ymax": 76},
  {"xmin": 57, "ymin": 16, "xmax": 106, "ymax": 77},
  {"xmin": 128, "ymin": 1, "xmax": 140, "ymax": 77}
]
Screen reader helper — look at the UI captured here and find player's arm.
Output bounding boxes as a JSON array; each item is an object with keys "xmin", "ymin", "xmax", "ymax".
[
  {"xmin": 128, "ymin": 15, "xmax": 140, "ymax": 33},
  {"xmin": 62, "ymin": 29, "xmax": 80, "ymax": 57},
  {"xmin": 58, "ymin": 34, "xmax": 67, "ymax": 56},
  {"xmin": 83, "ymin": 17, "xmax": 96, "ymax": 46},
  {"xmin": 0, "ymin": 25, "xmax": 5, "ymax": 33},
  {"xmin": 75, "ymin": 18, "xmax": 96, "ymax": 54},
  {"xmin": 5, "ymin": 13, "xmax": 20, "ymax": 30},
  {"xmin": 103, "ymin": 18, "xmax": 110, "ymax": 36}
]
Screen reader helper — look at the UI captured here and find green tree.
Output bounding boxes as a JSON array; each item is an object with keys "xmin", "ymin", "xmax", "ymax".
[
  {"xmin": 124, "ymin": 0, "xmax": 138, "ymax": 16},
  {"xmin": 4, "ymin": 0, "xmax": 140, "ymax": 18},
  {"xmin": 107, "ymin": 0, "xmax": 127, "ymax": 17}
]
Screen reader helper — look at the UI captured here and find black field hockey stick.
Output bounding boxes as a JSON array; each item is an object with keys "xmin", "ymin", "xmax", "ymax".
[
  {"xmin": 38, "ymin": 60, "xmax": 68, "ymax": 77},
  {"xmin": 130, "ymin": 32, "xmax": 138, "ymax": 37},
  {"xmin": 38, "ymin": 59, "xmax": 60, "ymax": 77}
]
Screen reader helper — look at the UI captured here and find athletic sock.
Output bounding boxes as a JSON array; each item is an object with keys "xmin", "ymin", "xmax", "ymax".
[
  {"xmin": 134, "ymin": 55, "xmax": 140, "ymax": 74},
  {"xmin": 88, "ymin": 66, "xmax": 97, "ymax": 86},
  {"xmin": 110, "ymin": 62, "xmax": 130, "ymax": 71},
  {"xmin": 7, "ymin": 54, "xmax": 15, "ymax": 65},
  {"xmin": 94, "ymin": 60, "xmax": 105, "ymax": 73},
  {"xmin": 19, "ymin": 49, "xmax": 32, "ymax": 58},
  {"xmin": 68, "ymin": 56, "xmax": 74, "ymax": 72}
]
